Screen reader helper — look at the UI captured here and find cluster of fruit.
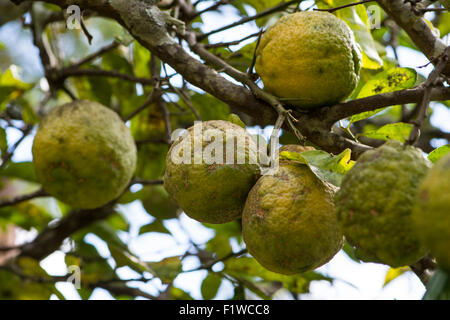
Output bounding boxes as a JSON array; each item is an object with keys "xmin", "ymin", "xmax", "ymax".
[{"xmin": 30, "ymin": 11, "xmax": 449, "ymax": 276}]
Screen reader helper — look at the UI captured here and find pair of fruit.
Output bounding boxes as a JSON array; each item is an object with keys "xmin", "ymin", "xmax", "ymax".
[{"xmin": 164, "ymin": 120, "xmax": 344, "ymax": 275}]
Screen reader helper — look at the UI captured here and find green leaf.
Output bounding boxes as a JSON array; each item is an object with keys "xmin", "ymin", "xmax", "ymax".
[
  {"xmin": 190, "ymin": 93, "xmax": 231, "ymax": 121},
  {"xmin": 318, "ymin": 1, "xmax": 383, "ymax": 69},
  {"xmin": 139, "ymin": 219, "xmax": 171, "ymax": 235},
  {"xmin": 441, "ymin": 0, "xmax": 450, "ymax": 11},
  {"xmin": 438, "ymin": 11, "xmax": 450, "ymax": 37},
  {"xmin": 280, "ymin": 148, "xmax": 355, "ymax": 187},
  {"xmin": 170, "ymin": 286, "xmax": 194, "ymax": 300},
  {"xmin": 0, "ymin": 67, "xmax": 34, "ymax": 111},
  {"xmin": 383, "ymin": 266, "xmax": 410, "ymax": 287},
  {"xmin": 107, "ymin": 212, "xmax": 129, "ymax": 232},
  {"xmin": 0, "ymin": 126, "xmax": 7, "ymax": 155},
  {"xmin": 227, "ymin": 113, "xmax": 246, "ymax": 128},
  {"xmin": 225, "ymin": 257, "xmax": 332, "ymax": 295},
  {"xmin": 90, "ymin": 221, "xmax": 128, "ymax": 250},
  {"xmin": 357, "ymin": 67, "xmax": 417, "ymax": 99},
  {"xmin": 359, "ymin": 123, "xmax": 413, "ymax": 143},
  {"xmin": 147, "ymin": 256, "xmax": 182, "ymax": 284},
  {"xmin": 342, "ymin": 241, "xmax": 360, "ymax": 263},
  {"xmin": 0, "ymin": 161, "xmax": 38, "ymax": 182},
  {"xmin": 349, "ymin": 68, "xmax": 417, "ymax": 124},
  {"xmin": 88, "ymin": 222, "xmax": 155, "ymax": 275},
  {"xmin": 206, "ymin": 233, "xmax": 233, "ymax": 260},
  {"xmin": 108, "ymin": 244, "xmax": 155, "ymax": 275},
  {"xmin": 428, "ymin": 145, "xmax": 450, "ymax": 163},
  {"xmin": 201, "ymin": 272, "xmax": 222, "ymax": 300},
  {"xmin": 118, "ymin": 189, "xmax": 144, "ymax": 204},
  {"xmin": 133, "ymin": 40, "xmax": 152, "ymax": 78},
  {"xmin": 423, "ymin": 269, "xmax": 450, "ymax": 300}
]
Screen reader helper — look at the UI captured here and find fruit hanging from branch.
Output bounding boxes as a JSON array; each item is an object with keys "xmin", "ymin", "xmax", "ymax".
[
  {"xmin": 255, "ymin": 11, "xmax": 362, "ymax": 108},
  {"xmin": 242, "ymin": 147, "xmax": 343, "ymax": 275},
  {"xmin": 164, "ymin": 120, "xmax": 261, "ymax": 224},
  {"xmin": 32, "ymin": 100, "xmax": 137, "ymax": 209},
  {"xmin": 335, "ymin": 140, "xmax": 431, "ymax": 267},
  {"xmin": 412, "ymin": 152, "xmax": 450, "ymax": 272}
]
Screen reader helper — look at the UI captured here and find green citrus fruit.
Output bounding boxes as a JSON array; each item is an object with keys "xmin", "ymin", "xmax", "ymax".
[
  {"xmin": 412, "ymin": 152, "xmax": 450, "ymax": 271},
  {"xmin": 335, "ymin": 140, "xmax": 430, "ymax": 267},
  {"xmin": 242, "ymin": 160, "xmax": 343, "ymax": 274},
  {"xmin": 255, "ymin": 11, "xmax": 361, "ymax": 108},
  {"xmin": 142, "ymin": 185, "xmax": 179, "ymax": 220},
  {"xmin": 164, "ymin": 120, "xmax": 260, "ymax": 224},
  {"xmin": 32, "ymin": 100, "xmax": 137, "ymax": 209}
]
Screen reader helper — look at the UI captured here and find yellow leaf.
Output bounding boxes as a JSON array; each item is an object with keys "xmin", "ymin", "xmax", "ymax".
[{"xmin": 383, "ymin": 266, "xmax": 410, "ymax": 287}]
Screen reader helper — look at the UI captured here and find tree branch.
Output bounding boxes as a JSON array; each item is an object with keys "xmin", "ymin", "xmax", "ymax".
[
  {"xmin": 0, "ymin": 188, "xmax": 48, "ymax": 208},
  {"xmin": 20, "ymin": 205, "xmax": 115, "ymax": 260},
  {"xmin": 407, "ymin": 46, "xmax": 450, "ymax": 145},
  {"xmin": 314, "ymin": 0, "xmax": 374, "ymax": 13},
  {"xmin": 317, "ymin": 86, "xmax": 450, "ymax": 128},
  {"xmin": 376, "ymin": 0, "xmax": 450, "ymax": 76},
  {"xmin": 60, "ymin": 68, "xmax": 154, "ymax": 85},
  {"xmin": 197, "ymin": 0, "xmax": 300, "ymax": 40}
]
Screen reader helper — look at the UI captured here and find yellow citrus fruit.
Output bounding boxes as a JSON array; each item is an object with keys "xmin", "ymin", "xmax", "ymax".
[
  {"xmin": 242, "ymin": 160, "xmax": 343, "ymax": 274},
  {"xmin": 255, "ymin": 11, "xmax": 361, "ymax": 108},
  {"xmin": 32, "ymin": 100, "xmax": 137, "ymax": 209},
  {"xmin": 164, "ymin": 120, "xmax": 260, "ymax": 224},
  {"xmin": 335, "ymin": 140, "xmax": 430, "ymax": 267},
  {"xmin": 412, "ymin": 152, "xmax": 450, "ymax": 271}
]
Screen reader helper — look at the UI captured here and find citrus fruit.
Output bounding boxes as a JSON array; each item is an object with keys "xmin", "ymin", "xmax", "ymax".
[
  {"xmin": 164, "ymin": 120, "xmax": 260, "ymax": 224},
  {"xmin": 142, "ymin": 185, "xmax": 179, "ymax": 220},
  {"xmin": 335, "ymin": 140, "xmax": 430, "ymax": 267},
  {"xmin": 412, "ymin": 152, "xmax": 450, "ymax": 271},
  {"xmin": 32, "ymin": 100, "xmax": 137, "ymax": 209},
  {"xmin": 242, "ymin": 160, "xmax": 343, "ymax": 274},
  {"xmin": 255, "ymin": 11, "xmax": 361, "ymax": 108}
]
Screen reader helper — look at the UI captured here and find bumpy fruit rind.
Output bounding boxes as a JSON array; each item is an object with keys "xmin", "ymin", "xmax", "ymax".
[
  {"xmin": 242, "ymin": 161, "xmax": 343, "ymax": 275},
  {"xmin": 412, "ymin": 152, "xmax": 450, "ymax": 271},
  {"xmin": 255, "ymin": 11, "xmax": 361, "ymax": 108},
  {"xmin": 164, "ymin": 120, "xmax": 260, "ymax": 224},
  {"xmin": 335, "ymin": 140, "xmax": 430, "ymax": 267},
  {"xmin": 32, "ymin": 100, "xmax": 137, "ymax": 209}
]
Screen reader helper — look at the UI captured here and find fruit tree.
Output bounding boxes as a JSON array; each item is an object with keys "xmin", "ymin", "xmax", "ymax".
[{"xmin": 0, "ymin": 0, "xmax": 449, "ymax": 300}]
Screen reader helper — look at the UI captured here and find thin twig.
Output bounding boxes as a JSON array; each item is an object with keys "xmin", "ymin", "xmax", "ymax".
[
  {"xmin": 198, "ymin": 0, "xmax": 300, "ymax": 40},
  {"xmin": 61, "ymin": 68, "xmax": 153, "ymax": 85},
  {"xmin": 406, "ymin": 46, "xmax": 450, "ymax": 145},
  {"xmin": 247, "ymin": 28, "xmax": 264, "ymax": 78},
  {"xmin": 123, "ymin": 89, "xmax": 159, "ymax": 122},
  {"xmin": 79, "ymin": 14, "xmax": 93, "ymax": 44},
  {"xmin": 0, "ymin": 125, "xmax": 33, "ymax": 170},
  {"xmin": 203, "ymin": 31, "xmax": 261, "ymax": 49},
  {"xmin": 314, "ymin": 0, "xmax": 374, "ymax": 13},
  {"xmin": 70, "ymin": 41, "xmax": 120, "ymax": 69},
  {"xmin": 186, "ymin": 31, "xmax": 305, "ymax": 143},
  {"xmin": 191, "ymin": 0, "xmax": 231, "ymax": 19},
  {"xmin": 0, "ymin": 188, "xmax": 48, "ymax": 208},
  {"xmin": 131, "ymin": 179, "xmax": 165, "ymax": 186},
  {"xmin": 158, "ymin": 99, "xmax": 172, "ymax": 144},
  {"xmin": 184, "ymin": 249, "xmax": 247, "ymax": 273}
]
